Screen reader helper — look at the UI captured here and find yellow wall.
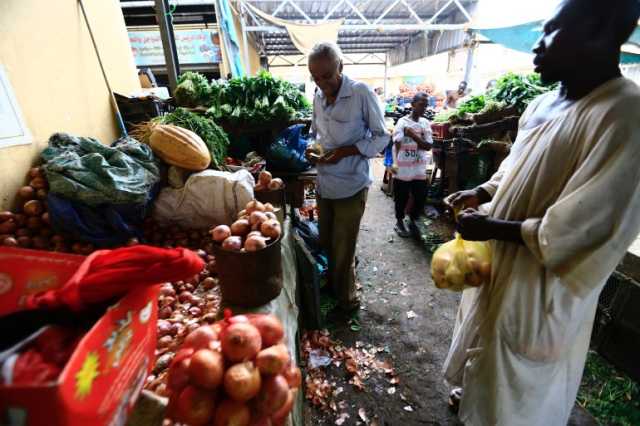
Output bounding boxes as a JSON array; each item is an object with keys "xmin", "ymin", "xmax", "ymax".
[{"xmin": 0, "ymin": 0, "xmax": 140, "ymax": 210}]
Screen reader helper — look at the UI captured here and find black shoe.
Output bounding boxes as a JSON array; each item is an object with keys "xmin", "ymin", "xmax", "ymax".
[
  {"xmin": 448, "ymin": 387, "xmax": 463, "ymax": 414},
  {"xmin": 408, "ymin": 219, "xmax": 420, "ymax": 237},
  {"xmin": 327, "ymin": 303, "xmax": 361, "ymax": 323},
  {"xmin": 395, "ymin": 220, "xmax": 410, "ymax": 238}
]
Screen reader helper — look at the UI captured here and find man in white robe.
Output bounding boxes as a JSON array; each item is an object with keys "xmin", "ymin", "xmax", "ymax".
[{"xmin": 444, "ymin": 0, "xmax": 640, "ymax": 424}]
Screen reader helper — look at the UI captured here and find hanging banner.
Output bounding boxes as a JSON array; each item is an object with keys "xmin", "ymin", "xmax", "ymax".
[{"xmin": 129, "ymin": 30, "xmax": 221, "ymax": 66}]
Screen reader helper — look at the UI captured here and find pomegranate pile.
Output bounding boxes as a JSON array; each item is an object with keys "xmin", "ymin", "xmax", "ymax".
[{"xmin": 163, "ymin": 312, "xmax": 301, "ymax": 426}]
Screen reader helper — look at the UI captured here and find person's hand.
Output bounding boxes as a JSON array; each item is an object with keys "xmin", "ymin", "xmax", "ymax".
[
  {"xmin": 404, "ymin": 127, "xmax": 421, "ymax": 140},
  {"xmin": 444, "ymin": 189, "xmax": 481, "ymax": 212},
  {"xmin": 319, "ymin": 146, "xmax": 359, "ymax": 164},
  {"xmin": 305, "ymin": 147, "xmax": 323, "ymax": 164},
  {"xmin": 456, "ymin": 209, "xmax": 494, "ymax": 241},
  {"xmin": 391, "ymin": 164, "xmax": 398, "ymax": 175}
]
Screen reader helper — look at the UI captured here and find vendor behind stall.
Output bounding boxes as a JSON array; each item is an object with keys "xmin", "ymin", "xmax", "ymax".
[
  {"xmin": 391, "ymin": 92, "xmax": 433, "ymax": 237},
  {"xmin": 443, "ymin": 0, "xmax": 640, "ymax": 424},
  {"xmin": 444, "ymin": 80, "xmax": 469, "ymax": 109},
  {"xmin": 305, "ymin": 42, "xmax": 388, "ymax": 317}
]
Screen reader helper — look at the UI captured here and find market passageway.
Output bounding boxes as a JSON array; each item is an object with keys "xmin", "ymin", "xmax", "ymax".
[
  {"xmin": 303, "ymin": 160, "xmax": 597, "ymax": 426},
  {"xmin": 304, "ymin": 160, "xmax": 462, "ymax": 425}
]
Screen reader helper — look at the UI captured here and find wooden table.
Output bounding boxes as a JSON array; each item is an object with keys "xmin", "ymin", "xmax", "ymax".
[{"xmin": 272, "ymin": 168, "xmax": 317, "ymax": 208}]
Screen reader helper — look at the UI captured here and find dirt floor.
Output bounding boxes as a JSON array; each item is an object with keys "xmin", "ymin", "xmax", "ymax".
[{"xmin": 303, "ymin": 160, "xmax": 462, "ymax": 425}]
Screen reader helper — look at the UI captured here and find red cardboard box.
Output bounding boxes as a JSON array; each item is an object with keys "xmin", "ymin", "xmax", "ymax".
[{"xmin": 0, "ymin": 248, "xmax": 159, "ymax": 426}]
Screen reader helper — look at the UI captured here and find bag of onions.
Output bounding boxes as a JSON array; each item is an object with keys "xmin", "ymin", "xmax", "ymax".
[
  {"xmin": 165, "ymin": 311, "xmax": 301, "ymax": 426},
  {"xmin": 431, "ymin": 233, "xmax": 491, "ymax": 291},
  {"xmin": 210, "ymin": 200, "xmax": 282, "ymax": 253}
]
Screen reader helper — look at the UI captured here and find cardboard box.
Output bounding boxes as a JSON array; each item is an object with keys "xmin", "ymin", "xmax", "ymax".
[{"xmin": 0, "ymin": 248, "xmax": 159, "ymax": 426}]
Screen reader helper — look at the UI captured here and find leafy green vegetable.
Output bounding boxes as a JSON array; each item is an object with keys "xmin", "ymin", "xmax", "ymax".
[
  {"xmin": 155, "ymin": 108, "xmax": 229, "ymax": 169},
  {"xmin": 479, "ymin": 100, "xmax": 506, "ymax": 114},
  {"xmin": 487, "ymin": 72, "xmax": 557, "ymax": 114},
  {"xmin": 577, "ymin": 351, "xmax": 640, "ymax": 426},
  {"xmin": 175, "ymin": 71, "xmax": 310, "ymax": 127},
  {"xmin": 174, "ymin": 72, "xmax": 212, "ymax": 107},
  {"xmin": 457, "ymin": 95, "xmax": 486, "ymax": 115},
  {"xmin": 433, "ymin": 109, "xmax": 459, "ymax": 123}
]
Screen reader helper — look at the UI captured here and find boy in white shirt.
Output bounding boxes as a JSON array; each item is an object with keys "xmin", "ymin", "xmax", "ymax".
[{"xmin": 392, "ymin": 92, "xmax": 433, "ymax": 237}]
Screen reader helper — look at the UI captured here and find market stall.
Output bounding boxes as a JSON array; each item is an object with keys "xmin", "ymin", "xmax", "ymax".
[
  {"xmin": 0, "ymin": 67, "xmax": 314, "ymax": 426},
  {"xmin": 428, "ymin": 72, "xmax": 557, "ymax": 201}
]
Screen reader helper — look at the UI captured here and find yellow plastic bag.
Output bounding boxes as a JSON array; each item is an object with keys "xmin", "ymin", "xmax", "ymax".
[{"xmin": 431, "ymin": 233, "xmax": 492, "ymax": 291}]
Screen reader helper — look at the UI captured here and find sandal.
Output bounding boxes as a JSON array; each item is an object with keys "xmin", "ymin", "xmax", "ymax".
[{"xmin": 448, "ymin": 387, "xmax": 463, "ymax": 414}]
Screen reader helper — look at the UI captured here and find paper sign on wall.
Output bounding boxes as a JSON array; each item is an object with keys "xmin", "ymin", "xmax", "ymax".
[
  {"xmin": 0, "ymin": 65, "xmax": 32, "ymax": 148},
  {"xmin": 129, "ymin": 30, "xmax": 221, "ymax": 66}
]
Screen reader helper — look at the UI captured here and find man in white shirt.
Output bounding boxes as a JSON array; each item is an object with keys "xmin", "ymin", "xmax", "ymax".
[{"xmin": 443, "ymin": 0, "xmax": 640, "ymax": 424}]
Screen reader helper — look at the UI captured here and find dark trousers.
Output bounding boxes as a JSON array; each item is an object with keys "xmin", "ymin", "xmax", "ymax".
[
  {"xmin": 394, "ymin": 179, "xmax": 427, "ymax": 221},
  {"xmin": 318, "ymin": 189, "xmax": 368, "ymax": 309}
]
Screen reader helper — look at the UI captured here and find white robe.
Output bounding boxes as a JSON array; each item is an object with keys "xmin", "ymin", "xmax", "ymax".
[{"xmin": 443, "ymin": 77, "xmax": 640, "ymax": 426}]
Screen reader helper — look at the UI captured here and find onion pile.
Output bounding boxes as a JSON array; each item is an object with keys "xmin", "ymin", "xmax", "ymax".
[
  {"xmin": 144, "ymin": 247, "xmax": 222, "ymax": 397},
  {"xmin": 142, "ymin": 219, "xmax": 215, "ymax": 253},
  {"xmin": 254, "ymin": 171, "xmax": 284, "ymax": 192},
  {"xmin": 210, "ymin": 200, "xmax": 282, "ymax": 253},
  {"xmin": 0, "ymin": 167, "xmax": 93, "ymax": 254},
  {"xmin": 165, "ymin": 312, "xmax": 300, "ymax": 426}
]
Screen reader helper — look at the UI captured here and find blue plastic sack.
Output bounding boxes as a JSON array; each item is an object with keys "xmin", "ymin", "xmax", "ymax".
[
  {"xmin": 279, "ymin": 124, "xmax": 309, "ymax": 154},
  {"xmin": 266, "ymin": 125, "xmax": 311, "ymax": 173},
  {"xmin": 47, "ymin": 192, "xmax": 156, "ymax": 248}
]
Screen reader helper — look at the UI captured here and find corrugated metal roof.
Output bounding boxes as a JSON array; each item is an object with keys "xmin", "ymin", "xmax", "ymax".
[{"xmin": 242, "ymin": 0, "xmax": 476, "ymax": 56}]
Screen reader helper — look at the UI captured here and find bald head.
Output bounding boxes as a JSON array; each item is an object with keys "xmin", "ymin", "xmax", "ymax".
[
  {"xmin": 560, "ymin": 0, "xmax": 639, "ymax": 47},
  {"xmin": 533, "ymin": 0, "xmax": 640, "ymax": 84}
]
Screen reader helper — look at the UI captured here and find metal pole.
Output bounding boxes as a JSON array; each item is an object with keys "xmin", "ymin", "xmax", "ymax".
[
  {"xmin": 77, "ymin": 0, "xmax": 128, "ymax": 137},
  {"xmin": 383, "ymin": 54, "xmax": 388, "ymax": 98},
  {"xmin": 463, "ymin": 32, "xmax": 476, "ymax": 85},
  {"xmin": 155, "ymin": 0, "xmax": 180, "ymax": 91}
]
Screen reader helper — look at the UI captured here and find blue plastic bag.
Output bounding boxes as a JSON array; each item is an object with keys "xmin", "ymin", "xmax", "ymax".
[
  {"xmin": 280, "ymin": 124, "xmax": 309, "ymax": 155},
  {"xmin": 266, "ymin": 125, "xmax": 311, "ymax": 173}
]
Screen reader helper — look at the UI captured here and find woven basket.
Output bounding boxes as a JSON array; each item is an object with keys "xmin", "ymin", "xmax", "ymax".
[{"xmin": 212, "ymin": 233, "xmax": 283, "ymax": 307}]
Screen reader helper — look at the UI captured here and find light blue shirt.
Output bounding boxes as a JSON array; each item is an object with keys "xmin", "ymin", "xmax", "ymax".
[{"xmin": 311, "ymin": 75, "xmax": 389, "ymax": 200}]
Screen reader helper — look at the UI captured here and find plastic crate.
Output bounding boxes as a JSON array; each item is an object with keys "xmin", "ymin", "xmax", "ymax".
[
  {"xmin": 431, "ymin": 122, "xmax": 451, "ymax": 139},
  {"xmin": 292, "ymin": 232, "xmax": 324, "ymax": 330},
  {"xmin": 459, "ymin": 150, "xmax": 494, "ymax": 190},
  {"xmin": 595, "ymin": 272, "xmax": 640, "ymax": 382},
  {"xmin": 114, "ymin": 93, "xmax": 171, "ymax": 132}
]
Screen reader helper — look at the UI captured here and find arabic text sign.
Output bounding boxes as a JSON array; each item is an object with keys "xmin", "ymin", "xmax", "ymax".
[{"xmin": 129, "ymin": 30, "xmax": 221, "ymax": 66}]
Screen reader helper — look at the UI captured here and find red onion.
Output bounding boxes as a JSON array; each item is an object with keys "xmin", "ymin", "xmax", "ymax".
[
  {"xmin": 222, "ymin": 236, "xmax": 243, "ymax": 251},
  {"xmin": 211, "ymin": 225, "xmax": 232, "ymax": 243}
]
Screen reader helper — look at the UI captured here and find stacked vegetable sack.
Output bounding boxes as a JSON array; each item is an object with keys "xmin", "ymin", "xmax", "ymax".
[{"xmin": 164, "ymin": 313, "xmax": 301, "ymax": 426}]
